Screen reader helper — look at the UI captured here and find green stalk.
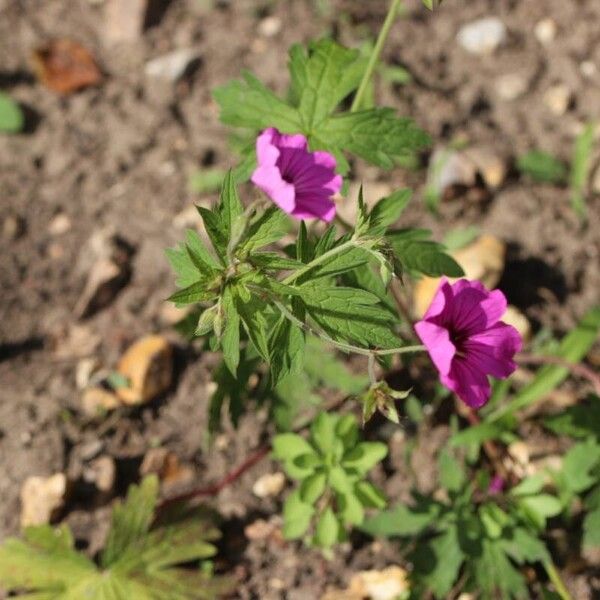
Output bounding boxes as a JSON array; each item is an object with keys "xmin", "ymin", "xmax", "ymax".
[
  {"xmin": 543, "ymin": 561, "xmax": 573, "ymax": 600},
  {"xmin": 350, "ymin": 0, "xmax": 404, "ymax": 112},
  {"xmin": 273, "ymin": 299, "xmax": 424, "ymax": 358}
]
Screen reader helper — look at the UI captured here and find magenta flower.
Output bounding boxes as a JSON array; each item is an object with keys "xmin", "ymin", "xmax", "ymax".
[
  {"xmin": 415, "ymin": 279, "xmax": 522, "ymax": 409},
  {"xmin": 488, "ymin": 475, "xmax": 505, "ymax": 495},
  {"xmin": 251, "ymin": 127, "xmax": 342, "ymax": 223}
]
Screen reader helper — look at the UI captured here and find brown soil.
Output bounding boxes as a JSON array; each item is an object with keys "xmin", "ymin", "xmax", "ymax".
[{"xmin": 1, "ymin": 0, "xmax": 599, "ymax": 598}]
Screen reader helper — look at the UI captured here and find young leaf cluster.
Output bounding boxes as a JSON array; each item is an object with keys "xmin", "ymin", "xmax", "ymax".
[
  {"xmin": 213, "ymin": 39, "xmax": 430, "ymax": 177},
  {"xmin": 0, "ymin": 476, "xmax": 233, "ymax": 599},
  {"xmin": 362, "ymin": 452, "xmax": 560, "ymax": 600},
  {"xmin": 272, "ymin": 412, "xmax": 387, "ymax": 551}
]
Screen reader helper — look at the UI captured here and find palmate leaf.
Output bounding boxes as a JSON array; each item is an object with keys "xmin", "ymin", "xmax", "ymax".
[
  {"xmin": 0, "ymin": 477, "xmax": 232, "ymax": 600},
  {"xmin": 214, "ymin": 39, "xmax": 429, "ymax": 176},
  {"xmin": 387, "ymin": 229, "xmax": 464, "ymax": 278}
]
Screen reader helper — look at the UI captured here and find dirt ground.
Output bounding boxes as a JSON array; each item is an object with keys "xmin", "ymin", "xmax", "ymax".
[{"xmin": 1, "ymin": 0, "xmax": 599, "ymax": 598}]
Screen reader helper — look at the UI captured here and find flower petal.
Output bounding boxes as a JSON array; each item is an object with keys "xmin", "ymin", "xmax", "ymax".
[
  {"xmin": 447, "ymin": 358, "xmax": 492, "ymax": 409},
  {"xmin": 415, "ymin": 320, "xmax": 455, "ymax": 376},
  {"xmin": 256, "ymin": 128, "xmax": 280, "ymax": 166},
  {"xmin": 251, "ymin": 165, "xmax": 295, "ymax": 213}
]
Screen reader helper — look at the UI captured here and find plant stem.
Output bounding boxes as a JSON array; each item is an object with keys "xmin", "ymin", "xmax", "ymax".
[
  {"xmin": 350, "ymin": 0, "xmax": 404, "ymax": 112},
  {"xmin": 273, "ymin": 298, "xmax": 424, "ymax": 357},
  {"xmin": 282, "ymin": 239, "xmax": 357, "ymax": 284},
  {"xmin": 543, "ymin": 560, "xmax": 573, "ymax": 600}
]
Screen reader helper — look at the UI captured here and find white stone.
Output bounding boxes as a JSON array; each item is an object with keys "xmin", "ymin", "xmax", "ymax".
[
  {"xmin": 252, "ymin": 472, "xmax": 285, "ymax": 498},
  {"xmin": 48, "ymin": 213, "xmax": 72, "ymax": 236},
  {"xmin": 534, "ymin": 18, "xmax": 557, "ymax": 45},
  {"xmin": 145, "ymin": 49, "xmax": 200, "ymax": 82},
  {"xmin": 258, "ymin": 16, "xmax": 282, "ymax": 38},
  {"xmin": 457, "ymin": 17, "xmax": 506, "ymax": 55}
]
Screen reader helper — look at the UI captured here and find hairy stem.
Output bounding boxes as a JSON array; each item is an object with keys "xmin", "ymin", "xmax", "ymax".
[
  {"xmin": 543, "ymin": 561, "xmax": 573, "ymax": 600},
  {"xmin": 273, "ymin": 298, "xmax": 425, "ymax": 357},
  {"xmin": 282, "ymin": 239, "xmax": 357, "ymax": 285},
  {"xmin": 350, "ymin": 0, "xmax": 404, "ymax": 112}
]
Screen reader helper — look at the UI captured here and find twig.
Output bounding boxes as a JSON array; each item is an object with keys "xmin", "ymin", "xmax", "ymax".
[
  {"xmin": 516, "ymin": 352, "xmax": 600, "ymax": 396},
  {"xmin": 158, "ymin": 395, "xmax": 350, "ymax": 511}
]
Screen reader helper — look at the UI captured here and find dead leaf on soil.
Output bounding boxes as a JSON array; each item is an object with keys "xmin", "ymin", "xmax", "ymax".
[
  {"xmin": 140, "ymin": 447, "xmax": 195, "ymax": 491},
  {"xmin": 32, "ymin": 39, "xmax": 102, "ymax": 94},
  {"xmin": 116, "ymin": 335, "xmax": 173, "ymax": 404},
  {"xmin": 321, "ymin": 566, "xmax": 410, "ymax": 600}
]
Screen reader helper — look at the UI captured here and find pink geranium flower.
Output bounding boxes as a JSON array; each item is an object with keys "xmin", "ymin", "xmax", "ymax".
[
  {"xmin": 415, "ymin": 279, "xmax": 522, "ymax": 409},
  {"xmin": 251, "ymin": 127, "xmax": 342, "ymax": 223}
]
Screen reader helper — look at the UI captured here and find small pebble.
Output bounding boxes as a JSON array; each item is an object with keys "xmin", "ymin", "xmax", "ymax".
[
  {"xmin": 252, "ymin": 472, "xmax": 285, "ymax": 499},
  {"xmin": 20, "ymin": 473, "xmax": 67, "ymax": 527},
  {"xmin": 534, "ymin": 18, "xmax": 557, "ymax": 45},
  {"xmin": 258, "ymin": 16, "xmax": 282, "ymax": 38},
  {"xmin": 48, "ymin": 213, "xmax": 72, "ymax": 236},
  {"xmin": 457, "ymin": 17, "xmax": 506, "ymax": 55}
]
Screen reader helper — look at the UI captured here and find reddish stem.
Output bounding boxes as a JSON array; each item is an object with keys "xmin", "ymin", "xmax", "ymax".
[{"xmin": 158, "ymin": 445, "xmax": 270, "ymax": 511}]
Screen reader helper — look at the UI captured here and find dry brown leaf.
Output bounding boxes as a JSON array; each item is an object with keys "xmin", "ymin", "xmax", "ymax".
[{"xmin": 32, "ymin": 39, "xmax": 102, "ymax": 94}]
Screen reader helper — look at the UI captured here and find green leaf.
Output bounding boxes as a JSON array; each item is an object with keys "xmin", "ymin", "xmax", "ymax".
[
  {"xmin": 168, "ymin": 280, "xmax": 217, "ymax": 305},
  {"xmin": 221, "ymin": 287, "xmax": 240, "ymax": 376},
  {"xmin": 0, "ymin": 92, "xmax": 24, "ymax": 133},
  {"xmin": 500, "ymin": 527, "xmax": 549, "ymax": 564},
  {"xmin": 438, "ymin": 450, "xmax": 466, "ymax": 493},
  {"xmin": 361, "ymin": 496, "xmax": 442, "ymax": 537},
  {"xmin": 517, "ymin": 494, "xmax": 562, "ymax": 530},
  {"xmin": 272, "ymin": 433, "xmax": 317, "ymax": 479},
  {"xmin": 283, "ymin": 490, "xmax": 314, "ymax": 539},
  {"xmin": 319, "ymin": 108, "xmax": 430, "ymax": 169},
  {"xmin": 354, "ymin": 481, "xmax": 387, "ymax": 509},
  {"xmin": 300, "ymin": 472, "xmax": 327, "ymax": 504},
  {"xmin": 443, "ymin": 226, "xmax": 481, "ymax": 251},
  {"xmin": 251, "ymin": 252, "xmax": 304, "ymax": 271},
  {"xmin": 241, "ymin": 206, "xmax": 290, "ymax": 252},
  {"xmin": 560, "ymin": 439, "xmax": 600, "ymax": 494},
  {"xmin": 215, "ymin": 40, "xmax": 428, "ymax": 180},
  {"xmin": 473, "ymin": 537, "xmax": 527, "ymax": 600},
  {"xmin": 196, "ymin": 206, "xmax": 228, "ymax": 260},
  {"xmin": 337, "ymin": 491, "xmax": 365, "ymax": 526},
  {"xmin": 301, "ymin": 283, "xmax": 401, "ymax": 349},
  {"xmin": 214, "ymin": 71, "xmax": 302, "ymax": 132},
  {"xmin": 310, "ymin": 412, "xmax": 337, "ymax": 455},
  {"xmin": 583, "ymin": 500, "xmax": 600, "ymax": 547},
  {"xmin": 234, "ymin": 296, "xmax": 270, "ymax": 361},
  {"xmin": 335, "ymin": 414, "xmax": 360, "ymax": 450},
  {"xmin": 297, "ymin": 39, "xmax": 366, "ymax": 129},
  {"xmin": 269, "ymin": 316, "xmax": 305, "ymax": 385},
  {"xmin": 490, "ymin": 307, "xmax": 600, "ymax": 420},
  {"xmin": 314, "ymin": 507, "xmax": 339, "ymax": 548},
  {"xmin": 368, "ymin": 189, "xmax": 412, "ymax": 236},
  {"xmin": 510, "ymin": 473, "xmax": 545, "ymax": 497},
  {"xmin": 544, "ymin": 397, "xmax": 600, "ymax": 440},
  {"xmin": 570, "ymin": 122, "xmax": 596, "ymax": 219},
  {"xmin": 414, "ymin": 524, "xmax": 464, "ymax": 599},
  {"xmin": 388, "ymin": 229, "xmax": 464, "ymax": 277},
  {"xmin": 342, "ymin": 442, "xmax": 388, "ymax": 474},
  {"xmin": 517, "ymin": 150, "xmax": 567, "ymax": 184},
  {"xmin": 218, "ymin": 170, "xmax": 243, "ymax": 235},
  {"xmin": 102, "ymin": 476, "xmax": 159, "ymax": 567}
]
